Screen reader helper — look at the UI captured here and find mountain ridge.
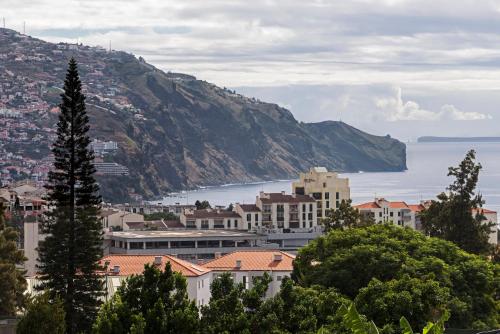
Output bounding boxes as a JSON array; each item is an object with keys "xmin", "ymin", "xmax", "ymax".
[{"xmin": 0, "ymin": 28, "xmax": 406, "ymax": 202}]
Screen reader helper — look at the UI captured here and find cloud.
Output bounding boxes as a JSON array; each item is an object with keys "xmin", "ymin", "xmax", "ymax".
[{"xmin": 375, "ymin": 87, "xmax": 492, "ymax": 121}]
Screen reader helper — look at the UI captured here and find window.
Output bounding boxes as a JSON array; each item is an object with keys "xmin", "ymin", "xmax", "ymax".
[
  {"xmin": 323, "ymin": 182, "xmax": 327, "ymax": 188},
  {"xmin": 303, "ymin": 221, "xmax": 306, "ymax": 228},
  {"xmin": 308, "ymin": 213, "xmax": 313, "ymax": 220},
  {"xmin": 302, "ymin": 204, "xmax": 306, "ymax": 211},
  {"xmin": 248, "ymin": 223, "xmax": 251, "ymax": 230},
  {"xmin": 326, "ymin": 201, "xmax": 330, "ymax": 209},
  {"xmin": 247, "ymin": 214, "xmax": 251, "ymax": 221},
  {"xmin": 129, "ymin": 242, "xmax": 142, "ymax": 249},
  {"xmin": 336, "ymin": 192, "xmax": 340, "ymax": 199},
  {"xmin": 277, "ymin": 276, "xmax": 282, "ymax": 281},
  {"xmin": 336, "ymin": 201, "xmax": 340, "ymax": 208},
  {"xmin": 186, "ymin": 220, "xmax": 196, "ymax": 229},
  {"xmin": 302, "ymin": 213, "xmax": 306, "ymax": 220},
  {"xmin": 310, "ymin": 221, "xmax": 313, "ymax": 228},
  {"xmin": 214, "ymin": 220, "xmax": 224, "ymax": 229},
  {"xmin": 312, "ymin": 192, "xmax": 322, "ymax": 200},
  {"xmin": 390, "ymin": 212, "xmax": 394, "ymax": 217},
  {"xmin": 309, "ymin": 204, "xmax": 313, "ymax": 211},
  {"xmin": 398, "ymin": 212, "xmax": 401, "ymax": 216},
  {"xmin": 227, "ymin": 220, "xmax": 231, "ymax": 228},
  {"xmin": 243, "ymin": 276, "xmax": 248, "ymax": 289},
  {"xmin": 201, "ymin": 220, "xmax": 209, "ymax": 229},
  {"xmin": 379, "ymin": 212, "xmax": 382, "ymax": 217},
  {"xmin": 263, "ymin": 205, "xmax": 271, "ymax": 213},
  {"xmin": 325, "ymin": 192, "xmax": 330, "ymax": 200},
  {"xmin": 255, "ymin": 213, "xmax": 258, "ymax": 221},
  {"xmin": 222, "ymin": 240, "xmax": 235, "ymax": 247}
]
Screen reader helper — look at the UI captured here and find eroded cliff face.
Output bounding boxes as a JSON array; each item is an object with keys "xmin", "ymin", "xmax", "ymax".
[{"xmin": 1, "ymin": 28, "xmax": 406, "ymax": 202}]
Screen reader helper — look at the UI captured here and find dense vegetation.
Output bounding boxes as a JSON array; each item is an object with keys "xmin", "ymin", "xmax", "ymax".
[
  {"xmin": 293, "ymin": 224, "xmax": 500, "ymax": 331},
  {"xmin": 0, "ymin": 203, "xmax": 26, "ymax": 317}
]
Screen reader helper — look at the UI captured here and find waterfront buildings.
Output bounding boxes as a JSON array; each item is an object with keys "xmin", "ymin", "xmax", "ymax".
[{"xmin": 292, "ymin": 167, "xmax": 350, "ymax": 222}]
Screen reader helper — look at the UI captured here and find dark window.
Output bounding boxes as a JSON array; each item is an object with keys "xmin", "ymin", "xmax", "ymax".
[
  {"xmin": 247, "ymin": 214, "xmax": 251, "ymax": 221},
  {"xmin": 201, "ymin": 220, "xmax": 209, "ymax": 229},
  {"xmin": 129, "ymin": 242, "xmax": 142, "ymax": 249},
  {"xmin": 325, "ymin": 192, "xmax": 330, "ymax": 199},
  {"xmin": 309, "ymin": 204, "xmax": 313, "ymax": 211},
  {"xmin": 390, "ymin": 212, "xmax": 394, "ymax": 217},
  {"xmin": 312, "ymin": 192, "xmax": 322, "ymax": 200},
  {"xmin": 326, "ymin": 201, "xmax": 330, "ymax": 209},
  {"xmin": 336, "ymin": 192, "xmax": 340, "ymax": 199},
  {"xmin": 254, "ymin": 213, "xmax": 258, "ymax": 221},
  {"xmin": 214, "ymin": 220, "xmax": 224, "ymax": 229},
  {"xmin": 295, "ymin": 187, "xmax": 305, "ymax": 195},
  {"xmin": 323, "ymin": 182, "xmax": 326, "ymax": 188},
  {"xmin": 248, "ymin": 223, "xmax": 251, "ymax": 230},
  {"xmin": 222, "ymin": 240, "xmax": 235, "ymax": 247},
  {"xmin": 308, "ymin": 213, "xmax": 313, "ymax": 220},
  {"xmin": 302, "ymin": 204, "xmax": 306, "ymax": 211},
  {"xmin": 379, "ymin": 212, "xmax": 382, "ymax": 217}
]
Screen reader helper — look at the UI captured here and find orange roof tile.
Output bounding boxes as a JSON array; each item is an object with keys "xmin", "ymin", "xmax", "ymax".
[
  {"xmin": 408, "ymin": 204, "xmax": 425, "ymax": 212},
  {"xmin": 355, "ymin": 202, "xmax": 380, "ymax": 209},
  {"xmin": 99, "ymin": 255, "xmax": 210, "ymax": 277},
  {"xmin": 203, "ymin": 250, "xmax": 295, "ymax": 272},
  {"xmin": 472, "ymin": 208, "xmax": 497, "ymax": 214},
  {"xmin": 388, "ymin": 201, "xmax": 409, "ymax": 209}
]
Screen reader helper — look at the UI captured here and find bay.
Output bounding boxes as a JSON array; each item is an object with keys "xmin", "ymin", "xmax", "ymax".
[{"xmin": 160, "ymin": 142, "xmax": 500, "ymax": 213}]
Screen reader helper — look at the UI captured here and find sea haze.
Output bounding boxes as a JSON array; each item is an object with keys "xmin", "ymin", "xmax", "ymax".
[{"xmin": 160, "ymin": 142, "xmax": 500, "ymax": 214}]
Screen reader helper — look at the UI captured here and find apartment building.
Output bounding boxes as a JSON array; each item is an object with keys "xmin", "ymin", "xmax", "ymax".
[
  {"xmin": 355, "ymin": 198, "xmax": 415, "ymax": 228},
  {"xmin": 292, "ymin": 167, "xmax": 350, "ymax": 221},
  {"xmin": 203, "ymin": 250, "xmax": 295, "ymax": 298},
  {"xmin": 180, "ymin": 209, "xmax": 244, "ymax": 230},
  {"xmin": 356, "ymin": 198, "xmax": 498, "ymax": 245},
  {"xmin": 256, "ymin": 191, "xmax": 317, "ymax": 230},
  {"xmin": 234, "ymin": 204, "xmax": 261, "ymax": 231}
]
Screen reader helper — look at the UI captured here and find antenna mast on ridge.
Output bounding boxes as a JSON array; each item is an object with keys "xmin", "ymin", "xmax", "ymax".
[
  {"xmin": 2, "ymin": 17, "xmax": 5, "ymax": 29},
  {"xmin": 23, "ymin": 21, "xmax": 25, "ymax": 34}
]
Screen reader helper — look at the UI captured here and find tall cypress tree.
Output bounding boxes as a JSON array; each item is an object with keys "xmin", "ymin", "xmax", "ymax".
[{"xmin": 38, "ymin": 58, "xmax": 103, "ymax": 333}]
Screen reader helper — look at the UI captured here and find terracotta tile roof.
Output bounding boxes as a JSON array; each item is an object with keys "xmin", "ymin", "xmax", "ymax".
[
  {"xmin": 184, "ymin": 209, "xmax": 241, "ymax": 219},
  {"xmin": 203, "ymin": 250, "xmax": 295, "ymax": 271},
  {"xmin": 355, "ymin": 202, "xmax": 380, "ymax": 209},
  {"xmin": 408, "ymin": 204, "xmax": 425, "ymax": 212},
  {"xmin": 472, "ymin": 208, "xmax": 497, "ymax": 214},
  {"xmin": 260, "ymin": 193, "xmax": 315, "ymax": 204},
  {"xmin": 99, "ymin": 255, "xmax": 210, "ymax": 277},
  {"xmin": 238, "ymin": 204, "xmax": 261, "ymax": 212},
  {"xmin": 388, "ymin": 201, "xmax": 409, "ymax": 209}
]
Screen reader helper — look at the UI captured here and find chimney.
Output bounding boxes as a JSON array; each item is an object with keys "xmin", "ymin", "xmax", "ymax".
[
  {"xmin": 281, "ymin": 191, "xmax": 286, "ymax": 195},
  {"xmin": 112, "ymin": 265, "xmax": 120, "ymax": 274},
  {"xmin": 235, "ymin": 260, "xmax": 242, "ymax": 269},
  {"xmin": 273, "ymin": 253, "xmax": 283, "ymax": 262},
  {"xmin": 154, "ymin": 256, "xmax": 162, "ymax": 266}
]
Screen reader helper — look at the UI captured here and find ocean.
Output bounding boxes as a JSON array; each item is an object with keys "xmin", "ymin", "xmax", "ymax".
[{"xmin": 159, "ymin": 142, "xmax": 500, "ymax": 213}]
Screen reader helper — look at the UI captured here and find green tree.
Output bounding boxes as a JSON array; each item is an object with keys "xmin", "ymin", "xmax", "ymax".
[
  {"xmin": 195, "ymin": 200, "xmax": 211, "ymax": 210},
  {"xmin": 17, "ymin": 292, "xmax": 66, "ymax": 334},
  {"xmin": 0, "ymin": 203, "xmax": 26, "ymax": 316},
  {"xmin": 421, "ymin": 150, "xmax": 494, "ymax": 255},
  {"xmin": 322, "ymin": 199, "xmax": 374, "ymax": 232},
  {"xmin": 37, "ymin": 58, "xmax": 103, "ymax": 333},
  {"xmin": 201, "ymin": 273, "xmax": 250, "ymax": 334},
  {"xmin": 93, "ymin": 263, "xmax": 199, "ymax": 334},
  {"xmin": 292, "ymin": 224, "xmax": 499, "ymax": 330}
]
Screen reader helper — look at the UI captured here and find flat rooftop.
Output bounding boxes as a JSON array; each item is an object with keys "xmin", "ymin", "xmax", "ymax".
[{"xmin": 108, "ymin": 229, "xmax": 261, "ymax": 239}]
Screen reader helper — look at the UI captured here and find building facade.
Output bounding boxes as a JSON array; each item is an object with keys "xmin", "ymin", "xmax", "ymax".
[
  {"xmin": 292, "ymin": 167, "xmax": 350, "ymax": 222},
  {"xmin": 203, "ymin": 250, "xmax": 295, "ymax": 298}
]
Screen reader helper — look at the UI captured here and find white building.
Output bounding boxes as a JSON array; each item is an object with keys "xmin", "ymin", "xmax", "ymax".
[
  {"xmin": 203, "ymin": 250, "xmax": 295, "ymax": 298},
  {"xmin": 99, "ymin": 209, "xmax": 144, "ymax": 231},
  {"xmin": 180, "ymin": 209, "xmax": 244, "ymax": 230},
  {"xmin": 292, "ymin": 167, "xmax": 350, "ymax": 222},
  {"xmin": 234, "ymin": 204, "xmax": 261, "ymax": 231},
  {"xmin": 256, "ymin": 191, "xmax": 318, "ymax": 230},
  {"xmin": 98, "ymin": 255, "xmax": 211, "ymax": 307}
]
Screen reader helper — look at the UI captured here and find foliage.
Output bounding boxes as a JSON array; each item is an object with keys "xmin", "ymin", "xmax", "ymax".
[
  {"xmin": 292, "ymin": 224, "xmax": 500, "ymax": 330},
  {"xmin": 37, "ymin": 58, "xmax": 103, "ymax": 333},
  {"xmin": 17, "ymin": 292, "xmax": 66, "ymax": 334},
  {"xmin": 421, "ymin": 150, "xmax": 494, "ymax": 255},
  {"xmin": 0, "ymin": 203, "xmax": 26, "ymax": 316},
  {"xmin": 93, "ymin": 262, "xmax": 199, "ymax": 334},
  {"xmin": 338, "ymin": 303, "xmax": 448, "ymax": 334},
  {"xmin": 195, "ymin": 200, "xmax": 211, "ymax": 210},
  {"xmin": 322, "ymin": 199, "xmax": 375, "ymax": 232},
  {"xmin": 142, "ymin": 211, "xmax": 178, "ymax": 221}
]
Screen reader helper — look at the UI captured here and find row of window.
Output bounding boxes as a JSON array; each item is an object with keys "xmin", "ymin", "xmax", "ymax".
[{"xmin": 111, "ymin": 239, "xmax": 252, "ymax": 249}]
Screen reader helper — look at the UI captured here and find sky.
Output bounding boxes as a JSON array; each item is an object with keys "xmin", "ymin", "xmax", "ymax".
[{"xmin": 3, "ymin": 0, "xmax": 500, "ymax": 140}]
